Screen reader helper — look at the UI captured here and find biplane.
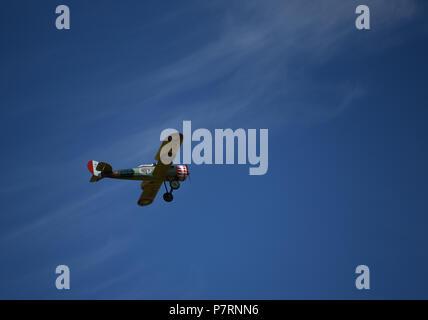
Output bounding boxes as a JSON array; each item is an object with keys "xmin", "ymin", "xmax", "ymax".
[{"xmin": 86, "ymin": 133, "xmax": 189, "ymax": 206}]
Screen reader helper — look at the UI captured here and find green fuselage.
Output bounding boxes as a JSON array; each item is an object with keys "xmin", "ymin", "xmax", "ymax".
[{"xmin": 101, "ymin": 165, "xmax": 178, "ymax": 181}]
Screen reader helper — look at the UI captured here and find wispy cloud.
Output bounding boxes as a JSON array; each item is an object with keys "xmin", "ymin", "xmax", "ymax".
[{"xmin": 107, "ymin": 0, "xmax": 420, "ymax": 128}]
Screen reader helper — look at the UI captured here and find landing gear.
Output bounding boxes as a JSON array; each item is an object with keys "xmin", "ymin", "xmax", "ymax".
[
  {"xmin": 163, "ymin": 181, "xmax": 175, "ymax": 203},
  {"xmin": 163, "ymin": 192, "xmax": 173, "ymax": 202},
  {"xmin": 170, "ymin": 180, "xmax": 180, "ymax": 190}
]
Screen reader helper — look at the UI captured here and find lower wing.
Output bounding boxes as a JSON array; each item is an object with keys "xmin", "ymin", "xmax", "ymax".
[{"xmin": 137, "ymin": 180, "xmax": 163, "ymax": 206}]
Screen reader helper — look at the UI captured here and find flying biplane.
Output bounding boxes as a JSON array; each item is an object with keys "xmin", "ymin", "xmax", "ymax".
[{"xmin": 86, "ymin": 133, "xmax": 189, "ymax": 206}]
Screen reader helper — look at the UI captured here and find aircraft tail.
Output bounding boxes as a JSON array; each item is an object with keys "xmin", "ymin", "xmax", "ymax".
[{"xmin": 87, "ymin": 160, "xmax": 112, "ymax": 182}]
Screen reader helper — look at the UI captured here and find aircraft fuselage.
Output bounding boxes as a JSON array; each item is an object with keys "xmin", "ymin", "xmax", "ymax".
[{"xmin": 101, "ymin": 165, "xmax": 181, "ymax": 181}]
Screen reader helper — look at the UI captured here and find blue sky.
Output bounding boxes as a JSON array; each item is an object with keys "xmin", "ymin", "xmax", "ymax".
[{"xmin": 0, "ymin": 0, "xmax": 427, "ymax": 299}]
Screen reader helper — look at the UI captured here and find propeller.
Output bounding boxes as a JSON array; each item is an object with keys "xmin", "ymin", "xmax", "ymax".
[{"xmin": 185, "ymin": 164, "xmax": 191, "ymax": 183}]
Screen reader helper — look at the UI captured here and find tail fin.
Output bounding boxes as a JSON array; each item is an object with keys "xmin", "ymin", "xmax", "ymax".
[{"xmin": 87, "ymin": 160, "xmax": 112, "ymax": 182}]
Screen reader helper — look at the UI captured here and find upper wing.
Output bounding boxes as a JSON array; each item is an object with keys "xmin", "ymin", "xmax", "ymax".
[
  {"xmin": 137, "ymin": 132, "xmax": 183, "ymax": 207},
  {"xmin": 155, "ymin": 133, "xmax": 183, "ymax": 165},
  {"xmin": 152, "ymin": 132, "xmax": 183, "ymax": 178},
  {"xmin": 137, "ymin": 180, "xmax": 163, "ymax": 206}
]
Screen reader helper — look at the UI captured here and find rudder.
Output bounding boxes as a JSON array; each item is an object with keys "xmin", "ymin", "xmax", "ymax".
[{"xmin": 87, "ymin": 160, "xmax": 112, "ymax": 182}]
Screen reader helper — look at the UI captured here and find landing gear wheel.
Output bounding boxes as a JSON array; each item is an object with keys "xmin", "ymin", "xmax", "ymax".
[
  {"xmin": 163, "ymin": 192, "xmax": 173, "ymax": 202},
  {"xmin": 170, "ymin": 180, "xmax": 180, "ymax": 190}
]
